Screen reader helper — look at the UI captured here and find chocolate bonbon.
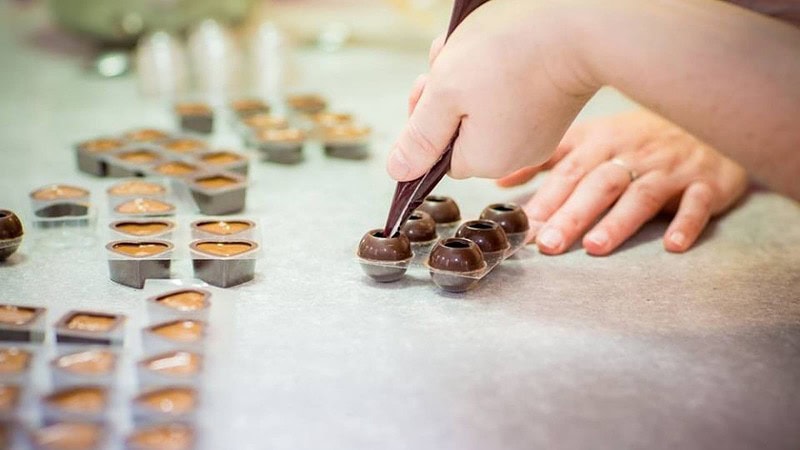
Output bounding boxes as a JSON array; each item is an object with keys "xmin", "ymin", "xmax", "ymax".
[
  {"xmin": 479, "ymin": 203, "xmax": 530, "ymax": 247},
  {"xmin": 0, "ymin": 210, "xmax": 23, "ymax": 261},
  {"xmin": 357, "ymin": 230, "xmax": 412, "ymax": 282},
  {"xmin": 427, "ymin": 238, "xmax": 486, "ymax": 293},
  {"xmin": 455, "ymin": 220, "xmax": 510, "ymax": 265}
]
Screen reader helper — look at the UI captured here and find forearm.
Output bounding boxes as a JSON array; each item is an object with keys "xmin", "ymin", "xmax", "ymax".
[{"xmin": 573, "ymin": 0, "xmax": 800, "ymax": 198}]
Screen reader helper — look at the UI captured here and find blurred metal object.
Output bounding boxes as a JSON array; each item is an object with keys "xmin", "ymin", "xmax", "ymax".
[
  {"xmin": 187, "ymin": 19, "xmax": 244, "ymax": 98},
  {"xmin": 92, "ymin": 50, "xmax": 131, "ymax": 78},
  {"xmin": 250, "ymin": 22, "xmax": 290, "ymax": 103},
  {"xmin": 135, "ymin": 31, "xmax": 189, "ymax": 98},
  {"xmin": 47, "ymin": 0, "xmax": 257, "ymax": 45}
]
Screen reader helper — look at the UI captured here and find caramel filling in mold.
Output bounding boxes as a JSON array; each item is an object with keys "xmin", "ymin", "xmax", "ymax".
[
  {"xmin": 31, "ymin": 185, "xmax": 88, "ymax": 201},
  {"xmin": 156, "ymin": 291, "xmax": 208, "ymax": 312},
  {"xmin": 54, "ymin": 350, "xmax": 116, "ymax": 375},
  {"xmin": 0, "ymin": 348, "xmax": 31, "ymax": 374},
  {"xmin": 150, "ymin": 320, "xmax": 204, "ymax": 343}
]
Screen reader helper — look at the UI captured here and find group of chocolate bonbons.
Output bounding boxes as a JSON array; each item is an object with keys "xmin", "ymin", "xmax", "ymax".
[
  {"xmin": 107, "ymin": 209, "xmax": 261, "ymax": 290},
  {"xmin": 357, "ymin": 195, "xmax": 531, "ymax": 292},
  {"xmin": 225, "ymin": 94, "xmax": 373, "ymax": 163},
  {"xmin": 0, "ymin": 293, "xmax": 212, "ymax": 449}
]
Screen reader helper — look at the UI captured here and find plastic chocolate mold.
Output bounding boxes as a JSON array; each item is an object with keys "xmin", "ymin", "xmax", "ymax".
[
  {"xmin": 50, "ymin": 349, "xmax": 117, "ymax": 387},
  {"xmin": 322, "ymin": 123, "xmax": 371, "ymax": 160},
  {"xmin": 0, "ymin": 305, "xmax": 45, "ymax": 343},
  {"xmin": 125, "ymin": 423, "xmax": 196, "ymax": 450},
  {"xmin": 286, "ymin": 93, "xmax": 327, "ymax": 115},
  {"xmin": 188, "ymin": 174, "xmax": 247, "ymax": 215},
  {"xmin": 197, "ymin": 151, "xmax": 249, "ymax": 175},
  {"xmin": 253, "ymin": 128, "xmax": 306, "ymax": 164},
  {"xmin": 175, "ymin": 102, "xmax": 214, "ymax": 134},
  {"xmin": 137, "ymin": 351, "xmax": 203, "ymax": 387},
  {"xmin": 74, "ymin": 137, "xmax": 126, "ymax": 176},
  {"xmin": 147, "ymin": 288, "xmax": 211, "ymax": 321},
  {"xmin": 109, "ymin": 220, "xmax": 175, "ymax": 239},
  {"xmin": 106, "ymin": 240, "xmax": 174, "ymax": 289},
  {"xmin": 189, "ymin": 240, "xmax": 258, "ymax": 288},
  {"xmin": 55, "ymin": 311, "xmax": 126, "ymax": 346},
  {"xmin": 142, "ymin": 320, "xmax": 207, "ymax": 354}
]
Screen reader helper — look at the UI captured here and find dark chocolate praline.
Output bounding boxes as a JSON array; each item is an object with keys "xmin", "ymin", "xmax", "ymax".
[
  {"xmin": 479, "ymin": 203, "xmax": 530, "ymax": 235},
  {"xmin": 357, "ymin": 229, "xmax": 412, "ymax": 283},
  {"xmin": 400, "ymin": 211, "xmax": 438, "ymax": 244},
  {"xmin": 428, "ymin": 238, "xmax": 486, "ymax": 293},
  {"xmin": 417, "ymin": 195, "xmax": 461, "ymax": 225},
  {"xmin": 0, "ymin": 210, "xmax": 23, "ymax": 261},
  {"xmin": 455, "ymin": 220, "xmax": 509, "ymax": 254}
]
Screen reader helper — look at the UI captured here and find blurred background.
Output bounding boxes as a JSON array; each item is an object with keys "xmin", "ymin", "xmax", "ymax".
[{"xmin": 4, "ymin": 0, "xmax": 452, "ymax": 103}]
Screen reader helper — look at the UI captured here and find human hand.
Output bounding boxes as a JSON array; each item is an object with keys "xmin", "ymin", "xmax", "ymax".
[
  {"xmin": 497, "ymin": 109, "xmax": 748, "ymax": 255},
  {"xmin": 387, "ymin": 0, "xmax": 596, "ymax": 181}
]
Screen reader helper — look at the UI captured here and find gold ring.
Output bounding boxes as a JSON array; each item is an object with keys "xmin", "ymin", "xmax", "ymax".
[{"xmin": 610, "ymin": 157, "xmax": 638, "ymax": 182}]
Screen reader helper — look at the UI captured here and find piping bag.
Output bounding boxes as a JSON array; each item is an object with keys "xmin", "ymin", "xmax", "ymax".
[{"xmin": 382, "ymin": 0, "xmax": 492, "ymax": 237}]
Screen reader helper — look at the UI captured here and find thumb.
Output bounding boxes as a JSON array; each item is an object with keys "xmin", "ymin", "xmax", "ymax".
[{"xmin": 387, "ymin": 86, "xmax": 461, "ymax": 181}]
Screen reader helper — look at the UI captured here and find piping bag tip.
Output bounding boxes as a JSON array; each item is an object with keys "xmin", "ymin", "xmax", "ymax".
[{"xmin": 381, "ymin": 0, "xmax": 492, "ymax": 237}]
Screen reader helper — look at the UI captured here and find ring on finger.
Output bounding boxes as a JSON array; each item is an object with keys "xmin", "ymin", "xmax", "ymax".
[{"xmin": 610, "ymin": 157, "xmax": 639, "ymax": 182}]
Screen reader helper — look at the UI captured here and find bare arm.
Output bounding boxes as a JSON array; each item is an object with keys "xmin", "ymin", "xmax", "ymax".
[{"xmin": 576, "ymin": 0, "xmax": 800, "ymax": 198}]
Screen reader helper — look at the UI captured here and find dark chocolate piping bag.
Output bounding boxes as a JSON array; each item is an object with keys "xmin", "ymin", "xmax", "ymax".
[{"xmin": 383, "ymin": 0, "xmax": 493, "ymax": 237}]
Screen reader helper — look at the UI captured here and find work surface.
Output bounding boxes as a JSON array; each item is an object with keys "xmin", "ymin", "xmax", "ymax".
[{"xmin": 1, "ymin": 5, "xmax": 799, "ymax": 450}]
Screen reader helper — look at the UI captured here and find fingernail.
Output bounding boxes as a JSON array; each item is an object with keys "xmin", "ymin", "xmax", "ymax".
[
  {"xmin": 670, "ymin": 231, "xmax": 687, "ymax": 248},
  {"xmin": 387, "ymin": 149, "xmax": 411, "ymax": 180},
  {"xmin": 524, "ymin": 220, "xmax": 544, "ymax": 245},
  {"xmin": 586, "ymin": 229, "xmax": 609, "ymax": 248},
  {"xmin": 537, "ymin": 228, "xmax": 563, "ymax": 251}
]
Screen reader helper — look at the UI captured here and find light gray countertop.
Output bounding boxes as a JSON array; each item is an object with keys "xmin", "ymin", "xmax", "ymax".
[{"xmin": 0, "ymin": 4, "xmax": 798, "ymax": 450}]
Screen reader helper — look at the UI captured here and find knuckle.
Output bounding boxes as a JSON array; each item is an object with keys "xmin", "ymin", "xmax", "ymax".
[
  {"xmin": 595, "ymin": 173, "xmax": 625, "ymax": 196},
  {"xmin": 630, "ymin": 181, "xmax": 666, "ymax": 210},
  {"xmin": 690, "ymin": 182, "xmax": 715, "ymax": 208},
  {"xmin": 404, "ymin": 121, "xmax": 440, "ymax": 159},
  {"xmin": 552, "ymin": 158, "xmax": 587, "ymax": 183}
]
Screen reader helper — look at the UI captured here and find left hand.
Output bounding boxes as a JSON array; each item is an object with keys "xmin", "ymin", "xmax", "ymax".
[{"xmin": 497, "ymin": 109, "xmax": 748, "ymax": 255}]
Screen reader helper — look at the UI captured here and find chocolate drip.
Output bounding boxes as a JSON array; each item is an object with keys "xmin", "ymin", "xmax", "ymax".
[{"xmin": 383, "ymin": 0, "xmax": 492, "ymax": 237}]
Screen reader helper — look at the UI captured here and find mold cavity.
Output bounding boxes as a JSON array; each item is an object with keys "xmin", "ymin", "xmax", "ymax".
[
  {"xmin": 467, "ymin": 221, "xmax": 494, "ymax": 230},
  {"xmin": 0, "ymin": 211, "xmax": 7, "ymax": 218},
  {"xmin": 427, "ymin": 196, "xmax": 446, "ymax": 203},
  {"xmin": 491, "ymin": 204, "xmax": 515, "ymax": 212},
  {"xmin": 444, "ymin": 239, "xmax": 471, "ymax": 249},
  {"xmin": 408, "ymin": 214, "xmax": 422, "ymax": 221}
]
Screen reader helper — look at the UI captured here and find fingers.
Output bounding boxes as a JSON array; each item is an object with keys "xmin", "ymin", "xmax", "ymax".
[
  {"xmin": 583, "ymin": 172, "xmax": 676, "ymax": 255},
  {"xmin": 407, "ymin": 74, "xmax": 428, "ymax": 117},
  {"xmin": 536, "ymin": 161, "xmax": 631, "ymax": 254},
  {"xmin": 663, "ymin": 181, "xmax": 714, "ymax": 253},
  {"xmin": 387, "ymin": 84, "xmax": 461, "ymax": 181},
  {"xmin": 429, "ymin": 33, "xmax": 446, "ymax": 66},
  {"xmin": 522, "ymin": 144, "xmax": 614, "ymax": 229}
]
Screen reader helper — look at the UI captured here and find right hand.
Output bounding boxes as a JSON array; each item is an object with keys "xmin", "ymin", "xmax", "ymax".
[{"xmin": 387, "ymin": 0, "xmax": 597, "ymax": 182}]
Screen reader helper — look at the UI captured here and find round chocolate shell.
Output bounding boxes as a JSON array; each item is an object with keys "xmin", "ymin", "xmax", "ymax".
[
  {"xmin": 455, "ymin": 220, "xmax": 509, "ymax": 254},
  {"xmin": 417, "ymin": 196, "xmax": 461, "ymax": 225},
  {"xmin": 479, "ymin": 203, "xmax": 529, "ymax": 234},
  {"xmin": 400, "ymin": 211, "xmax": 438, "ymax": 244}
]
